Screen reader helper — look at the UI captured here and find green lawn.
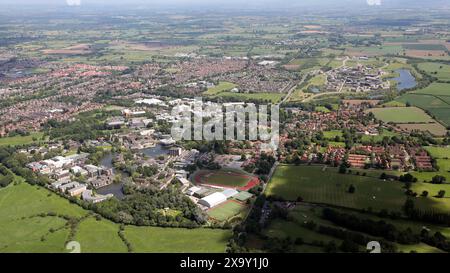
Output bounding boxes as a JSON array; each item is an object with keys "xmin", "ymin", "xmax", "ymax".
[
  {"xmin": 0, "ymin": 132, "xmax": 45, "ymax": 147},
  {"xmin": 367, "ymin": 107, "xmax": 434, "ymax": 123},
  {"xmin": 266, "ymin": 165, "xmax": 407, "ymax": 212},
  {"xmin": 323, "ymin": 130, "xmax": 343, "ymax": 139},
  {"xmin": 204, "ymin": 82, "xmax": 237, "ymax": 95},
  {"xmin": 74, "ymin": 217, "xmax": 127, "ymax": 253},
  {"xmin": 124, "ymin": 226, "xmax": 231, "ymax": 253},
  {"xmin": 207, "ymin": 201, "xmax": 248, "ymax": 222}
]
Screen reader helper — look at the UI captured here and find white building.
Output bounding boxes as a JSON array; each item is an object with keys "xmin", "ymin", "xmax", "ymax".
[{"xmin": 198, "ymin": 192, "xmax": 228, "ymax": 208}]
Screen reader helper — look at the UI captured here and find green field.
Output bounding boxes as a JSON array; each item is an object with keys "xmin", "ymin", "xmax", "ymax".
[
  {"xmin": 418, "ymin": 62, "xmax": 450, "ymax": 81},
  {"xmin": 215, "ymin": 92, "xmax": 284, "ymax": 103},
  {"xmin": 204, "ymin": 81, "xmax": 237, "ymax": 95},
  {"xmin": 0, "ymin": 182, "xmax": 231, "ymax": 253},
  {"xmin": 207, "ymin": 201, "xmax": 248, "ymax": 222},
  {"xmin": 192, "ymin": 168, "xmax": 253, "ymax": 188},
  {"xmin": 396, "ymin": 83, "xmax": 450, "ymax": 126},
  {"xmin": 266, "ymin": 165, "xmax": 407, "ymax": 212},
  {"xmin": 323, "ymin": 130, "xmax": 343, "ymax": 139},
  {"xmin": 124, "ymin": 226, "xmax": 230, "ymax": 253},
  {"xmin": 424, "ymin": 146, "xmax": 450, "ymax": 159},
  {"xmin": 255, "ymin": 203, "xmax": 447, "ymax": 253},
  {"xmin": 0, "ymin": 132, "xmax": 45, "ymax": 147},
  {"xmin": 403, "ymin": 44, "xmax": 447, "ymax": 51},
  {"xmin": 367, "ymin": 107, "xmax": 434, "ymax": 123}
]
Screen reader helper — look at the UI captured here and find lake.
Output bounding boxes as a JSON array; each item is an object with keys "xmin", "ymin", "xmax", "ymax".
[{"xmin": 392, "ymin": 69, "xmax": 417, "ymax": 91}]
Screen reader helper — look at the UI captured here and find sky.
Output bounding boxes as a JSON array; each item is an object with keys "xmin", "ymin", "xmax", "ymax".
[{"xmin": 0, "ymin": 0, "xmax": 446, "ymax": 8}]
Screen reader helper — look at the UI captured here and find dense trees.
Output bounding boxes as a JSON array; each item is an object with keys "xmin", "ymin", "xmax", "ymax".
[{"xmin": 93, "ymin": 184, "xmax": 206, "ymax": 228}]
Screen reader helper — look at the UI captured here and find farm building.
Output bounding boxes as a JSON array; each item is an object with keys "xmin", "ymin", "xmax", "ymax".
[{"xmin": 199, "ymin": 192, "xmax": 227, "ymax": 208}]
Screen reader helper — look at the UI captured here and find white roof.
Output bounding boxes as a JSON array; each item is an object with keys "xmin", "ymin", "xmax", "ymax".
[
  {"xmin": 199, "ymin": 192, "xmax": 227, "ymax": 208},
  {"xmin": 222, "ymin": 189, "xmax": 239, "ymax": 198}
]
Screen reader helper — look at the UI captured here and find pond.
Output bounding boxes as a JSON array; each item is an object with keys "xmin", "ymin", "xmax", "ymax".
[
  {"xmin": 96, "ymin": 152, "xmax": 126, "ymax": 200},
  {"xmin": 141, "ymin": 144, "xmax": 170, "ymax": 158},
  {"xmin": 392, "ymin": 69, "xmax": 417, "ymax": 91}
]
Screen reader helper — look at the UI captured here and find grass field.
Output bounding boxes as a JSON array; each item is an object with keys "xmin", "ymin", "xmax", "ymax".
[
  {"xmin": 424, "ymin": 146, "xmax": 450, "ymax": 159},
  {"xmin": 204, "ymin": 82, "xmax": 237, "ymax": 95},
  {"xmin": 418, "ymin": 62, "xmax": 450, "ymax": 81},
  {"xmin": 367, "ymin": 107, "xmax": 434, "ymax": 123},
  {"xmin": 207, "ymin": 200, "xmax": 248, "ymax": 222},
  {"xmin": 192, "ymin": 168, "xmax": 255, "ymax": 188},
  {"xmin": 214, "ymin": 92, "xmax": 284, "ymax": 103},
  {"xmin": 266, "ymin": 165, "xmax": 407, "ymax": 212},
  {"xmin": 397, "ymin": 123, "xmax": 447, "ymax": 136},
  {"xmin": 0, "ymin": 181, "xmax": 231, "ymax": 253},
  {"xmin": 396, "ymin": 83, "xmax": 450, "ymax": 126},
  {"xmin": 124, "ymin": 226, "xmax": 230, "ymax": 253},
  {"xmin": 0, "ymin": 132, "xmax": 45, "ymax": 147}
]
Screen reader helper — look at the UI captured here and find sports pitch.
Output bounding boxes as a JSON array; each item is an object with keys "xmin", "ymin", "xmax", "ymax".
[
  {"xmin": 207, "ymin": 200, "xmax": 248, "ymax": 222},
  {"xmin": 192, "ymin": 168, "xmax": 259, "ymax": 191}
]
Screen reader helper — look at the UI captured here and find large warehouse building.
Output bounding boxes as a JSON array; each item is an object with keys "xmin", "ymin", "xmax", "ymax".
[{"xmin": 198, "ymin": 192, "xmax": 227, "ymax": 208}]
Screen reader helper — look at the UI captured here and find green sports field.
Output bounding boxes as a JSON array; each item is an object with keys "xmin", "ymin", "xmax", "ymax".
[
  {"xmin": 192, "ymin": 168, "xmax": 254, "ymax": 188},
  {"xmin": 0, "ymin": 132, "xmax": 45, "ymax": 147},
  {"xmin": 0, "ymin": 181, "xmax": 231, "ymax": 253},
  {"xmin": 367, "ymin": 107, "xmax": 434, "ymax": 123},
  {"xmin": 207, "ymin": 200, "xmax": 248, "ymax": 222},
  {"xmin": 266, "ymin": 165, "xmax": 407, "ymax": 212}
]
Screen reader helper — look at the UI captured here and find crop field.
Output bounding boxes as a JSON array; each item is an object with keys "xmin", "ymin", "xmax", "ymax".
[
  {"xmin": 396, "ymin": 83, "xmax": 450, "ymax": 126},
  {"xmin": 0, "ymin": 182, "xmax": 231, "ymax": 253},
  {"xmin": 266, "ymin": 165, "xmax": 407, "ymax": 212},
  {"xmin": 397, "ymin": 123, "xmax": 447, "ymax": 136},
  {"xmin": 367, "ymin": 107, "xmax": 434, "ymax": 123},
  {"xmin": 402, "ymin": 44, "xmax": 448, "ymax": 51},
  {"xmin": 192, "ymin": 168, "xmax": 259, "ymax": 191},
  {"xmin": 207, "ymin": 200, "xmax": 248, "ymax": 222}
]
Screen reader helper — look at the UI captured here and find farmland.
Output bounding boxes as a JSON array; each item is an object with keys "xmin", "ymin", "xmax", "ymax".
[
  {"xmin": 418, "ymin": 62, "xmax": 450, "ymax": 81},
  {"xmin": 266, "ymin": 165, "xmax": 407, "ymax": 212},
  {"xmin": 367, "ymin": 107, "xmax": 434, "ymax": 123},
  {"xmin": 0, "ymin": 182, "xmax": 231, "ymax": 253}
]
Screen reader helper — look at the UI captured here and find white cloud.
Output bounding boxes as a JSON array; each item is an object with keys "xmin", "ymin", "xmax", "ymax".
[
  {"xmin": 367, "ymin": 0, "xmax": 382, "ymax": 5},
  {"xmin": 66, "ymin": 0, "xmax": 81, "ymax": 6}
]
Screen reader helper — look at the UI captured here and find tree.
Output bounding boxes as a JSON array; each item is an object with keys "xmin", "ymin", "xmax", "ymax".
[
  {"xmin": 348, "ymin": 184, "xmax": 356, "ymax": 194},
  {"xmin": 339, "ymin": 163, "xmax": 348, "ymax": 174},
  {"xmin": 437, "ymin": 190, "xmax": 446, "ymax": 198},
  {"xmin": 421, "ymin": 191, "xmax": 429, "ymax": 197},
  {"xmin": 403, "ymin": 198, "xmax": 415, "ymax": 215},
  {"xmin": 431, "ymin": 175, "xmax": 446, "ymax": 185}
]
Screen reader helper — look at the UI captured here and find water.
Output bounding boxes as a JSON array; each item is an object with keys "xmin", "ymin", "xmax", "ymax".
[
  {"xmin": 97, "ymin": 152, "xmax": 126, "ymax": 200},
  {"xmin": 141, "ymin": 144, "xmax": 169, "ymax": 158},
  {"xmin": 392, "ymin": 69, "xmax": 417, "ymax": 91}
]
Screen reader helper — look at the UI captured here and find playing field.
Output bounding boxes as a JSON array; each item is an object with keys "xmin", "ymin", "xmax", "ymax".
[
  {"xmin": 207, "ymin": 200, "xmax": 248, "ymax": 221},
  {"xmin": 0, "ymin": 132, "xmax": 44, "ymax": 147},
  {"xmin": 204, "ymin": 81, "xmax": 237, "ymax": 95},
  {"xmin": 266, "ymin": 165, "xmax": 407, "ymax": 212},
  {"xmin": 215, "ymin": 92, "xmax": 284, "ymax": 103},
  {"xmin": 0, "ymin": 181, "xmax": 231, "ymax": 253},
  {"xmin": 424, "ymin": 146, "xmax": 450, "ymax": 159},
  {"xmin": 192, "ymin": 168, "xmax": 259, "ymax": 190},
  {"xmin": 366, "ymin": 107, "xmax": 434, "ymax": 123}
]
